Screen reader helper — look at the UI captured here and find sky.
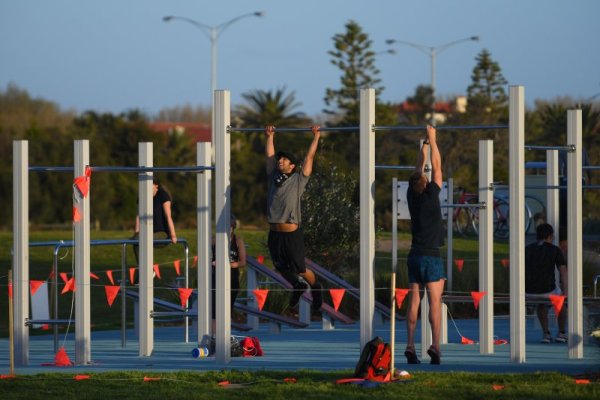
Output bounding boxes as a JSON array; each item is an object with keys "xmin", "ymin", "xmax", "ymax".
[{"xmin": 1, "ymin": 0, "xmax": 599, "ymax": 118}]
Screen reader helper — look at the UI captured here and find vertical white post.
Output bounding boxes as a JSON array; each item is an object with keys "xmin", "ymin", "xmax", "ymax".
[
  {"xmin": 13, "ymin": 140, "xmax": 29, "ymax": 366},
  {"xmin": 359, "ymin": 88, "xmax": 376, "ymax": 349},
  {"xmin": 479, "ymin": 140, "xmax": 494, "ymax": 354},
  {"xmin": 74, "ymin": 140, "xmax": 91, "ymax": 364},
  {"xmin": 139, "ymin": 142, "xmax": 153, "ymax": 356},
  {"xmin": 567, "ymin": 109, "xmax": 583, "ymax": 359},
  {"xmin": 214, "ymin": 90, "xmax": 231, "ymax": 364},
  {"xmin": 420, "ymin": 292, "xmax": 431, "ymax": 359},
  {"xmin": 392, "ymin": 178, "xmax": 398, "ymax": 280},
  {"xmin": 197, "ymin": 142, "xmax": 211, "ymax": 342},
  {"xmin": 547, "ymin": 150, "xmax": 559, "ymax": 244},
  {"xmin": 246, "ymin": 268, "xmax": 259, "ymax": 329},
  {"xmin": 446, "ymin": 178, "xmax": 454, "ymax": 293},
  {"xmin": 509, "ymin": 85, "xmax": 526, "ymax": 363}
]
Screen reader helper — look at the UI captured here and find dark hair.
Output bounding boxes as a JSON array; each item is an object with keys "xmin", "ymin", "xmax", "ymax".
[
  {"xmin": 536, "ymin": 223, "xmax": 554, "ymax": 241},
  {"xmin": 230, "ymin": 214, "xmax": 237, "ymax": 229},
  {"xmin": 409, "ymin": 172, "xmax": 427, "ymax": 194},
  {"xmin": 153, "ymin": 176, "xmax": 161, "ymax": 186}
]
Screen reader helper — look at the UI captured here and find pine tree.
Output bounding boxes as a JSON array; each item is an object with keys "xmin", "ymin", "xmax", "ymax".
[{"xmin": 467, "ymin": 49, "xmax": 508, "ymax": 116}]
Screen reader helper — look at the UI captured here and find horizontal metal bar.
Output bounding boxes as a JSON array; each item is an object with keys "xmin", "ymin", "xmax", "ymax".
[
  {"xmin": 525, "ymin": 144, "xmax": 575, "ymax": 152},
  {"xmin": 375, "ymin": 165, "xmax": 414, "ymax": 171},
  {"xmin": 25, "ymin": 319, "xmax": 73, "ymax": 326},
  {"xmin": 583, "ymin": 166, "xmax": 600, "ymax": 170},
  {"xmin": 228, "ymin": 126, "xmax": 358, "ymax": 133},
  {"xmin": 442, "ymin": 203, "xmax": 486, "ymax": 209},
  {"xmin": 30, "ymin": 238, "xmax": 188, "ymax": 248},
  {"xmin": 151, "ymin": 311, "xmax": 195, "ymax": 318},
  {"xmin": 29, "ymin": 166, "xmax": 213, "ymax": 173},
  {"xmin": 373, "ymin": 124, "xmax": 508, "ymax": 132}
]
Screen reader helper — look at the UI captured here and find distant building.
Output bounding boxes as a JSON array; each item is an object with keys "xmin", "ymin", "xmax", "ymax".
[
  {"xmin": 397, "ymin": 95, "xmax": 467, "ymax": 124},
  {"xmin": 149, "ymin": 122, "xmax": 211, "ymax": 142}
]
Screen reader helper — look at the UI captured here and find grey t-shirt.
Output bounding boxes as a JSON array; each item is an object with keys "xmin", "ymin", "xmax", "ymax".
[{"xmin": 267, "ymin": 170, "xmax": 309, "ymax": 224}]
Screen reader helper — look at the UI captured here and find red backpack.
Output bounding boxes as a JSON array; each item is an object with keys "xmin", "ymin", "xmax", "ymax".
[{"xmin": 353, "ymin": 336, "xmax": 392, "ymax": 382}]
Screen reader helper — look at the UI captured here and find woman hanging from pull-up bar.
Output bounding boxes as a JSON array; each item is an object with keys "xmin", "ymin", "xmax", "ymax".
[{"xmin": 264, "ymin": 125, "xmax": 323, "ymax": 313}]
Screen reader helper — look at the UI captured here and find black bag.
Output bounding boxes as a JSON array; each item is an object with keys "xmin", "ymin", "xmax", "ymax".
[{"xmin": 353, "ymin": 336, "xmax": 391, "ymax": 382}]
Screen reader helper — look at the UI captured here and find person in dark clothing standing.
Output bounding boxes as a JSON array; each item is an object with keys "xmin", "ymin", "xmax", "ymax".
[
  {"xmin": 132, "ymin": 176, "xmax": 177, "ymax": 264},
  {"xmin": 405, "ymin": 125, "xmax": 445, "ymax": 365},
  {"xmin": 525, "ymin": 223, "xmax": 568, "ymax": 343},
  {"xmin": 265, "ymin": 125, "xmax": 323, "ymax": 312}
]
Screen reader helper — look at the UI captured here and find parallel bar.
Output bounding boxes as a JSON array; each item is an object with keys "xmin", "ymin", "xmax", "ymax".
[
  {"xmin": 525, "ymin": 145, "xmax": 575, "ymax": 152},
  {"xmin": 373, "ymin": 124, "xmax": 508, "ymax": 131},
  {"xmin": 13, "ymin": 140, "xmax": 29, "ymax": 366},
  {"xmin": 359, "ymin": 88, "xmax": 376, "ymax": 350},
  {"xmin": 509, "ymin": 85, "xmax": 526, "ymax": 363},
  {"xmin": 74, "ymin": 140, "xmax": 91, "ymax": 365},
  {"xmin": 229, "ymin": 126, "xmax": 358, "ymax": 133},
  {"xmin": 479, "ymin": 140, "xmax": 494, "ymax": 354},
  {"xmin": 375, "ymin": 165, "xmax": 414, "ymax": 171},
  {"xmin": 29, "ymin": 166, "xmax": 73, "ymax": 172},
  {"xmin": 567, "ymin": 109, "xmax": 583, "ymax": 359}
]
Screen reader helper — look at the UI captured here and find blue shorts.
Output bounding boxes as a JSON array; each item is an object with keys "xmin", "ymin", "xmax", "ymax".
[{"xmin": 407, "ymin": 254, "xmax": 446, "ymax": 284}]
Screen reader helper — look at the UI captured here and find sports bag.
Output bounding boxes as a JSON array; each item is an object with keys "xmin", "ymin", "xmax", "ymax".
[{"xmin": 353, "ymin": 336, "xmax": 392, "ymax": 382}]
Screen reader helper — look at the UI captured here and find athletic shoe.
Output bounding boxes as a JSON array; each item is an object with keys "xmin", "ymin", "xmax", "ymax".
[
  {"xmin": 311, "ymin": 282, "xmax": 323, "ymax": 311},
  {"xmin": 555, "ymin": 332, "xmax": 568, "ymax": 343},
  {"xmin": 289, "ymin": 281, "xmax": 309, "ymax": 308},
  {"xmin": 541, "ymin": 332, "xmax": 553, "ymax": 343}
]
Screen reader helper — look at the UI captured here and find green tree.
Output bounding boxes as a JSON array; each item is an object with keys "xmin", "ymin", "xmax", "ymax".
[{"xmin": 466, "ymin": 49, "xmax": 508, "ymax": 117}]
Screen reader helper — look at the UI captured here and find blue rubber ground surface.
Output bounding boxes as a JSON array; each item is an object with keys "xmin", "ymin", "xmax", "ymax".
[{"xmin": 2, "ymin": 315, "xmax": 598, "ymax": 375}]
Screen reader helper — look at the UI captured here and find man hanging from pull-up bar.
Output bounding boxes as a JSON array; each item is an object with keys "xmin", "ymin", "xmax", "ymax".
[
  {"xmin": 405, "ymin": 124, "xmax": 446, "ymax": 365},
  {"xmin": 265, "ymin": 125, "xmax": 323, "ymax": 312}
]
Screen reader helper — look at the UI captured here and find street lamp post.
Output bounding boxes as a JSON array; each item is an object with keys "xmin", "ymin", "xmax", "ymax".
[
  {"xmin": 163, "ymin": 12, "xmax": 264, "ymax": 155},
  {"xmin": 386, "ymin": 36, "xmax": 479, "ymax": 122}
]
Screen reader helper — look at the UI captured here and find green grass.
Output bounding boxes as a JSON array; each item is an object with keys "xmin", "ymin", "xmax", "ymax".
[{"xmin": 0, "ymin": 370, "xmax": 597, "ymax": 399}]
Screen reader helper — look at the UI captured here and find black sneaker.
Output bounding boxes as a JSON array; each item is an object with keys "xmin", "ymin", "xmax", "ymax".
[
  {"xmin": 311, "ymin": 282, "xmax": 323, "ymax": 311},
  {"xmin": 289, "ymin": 281, "xmax": 309, "ymax": 308}
]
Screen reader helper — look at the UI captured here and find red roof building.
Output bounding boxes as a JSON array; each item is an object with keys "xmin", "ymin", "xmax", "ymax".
[{"xmin": 149, "ymin": 122, "xmax": 211, "ymax": 142}]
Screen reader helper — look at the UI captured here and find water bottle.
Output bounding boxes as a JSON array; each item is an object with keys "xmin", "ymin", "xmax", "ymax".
[{"xmin": 191, "ymin": 346, "xmax": 210, "ymax": 358}]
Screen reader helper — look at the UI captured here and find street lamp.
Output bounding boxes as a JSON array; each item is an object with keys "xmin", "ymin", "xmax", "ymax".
[
  {"xmin": 386, "ymin": 36, "xmax": 479, "ymax": 121},
  {"xmin": 163, "ymin": 12, "xmax": 264, "ymax": 102}
]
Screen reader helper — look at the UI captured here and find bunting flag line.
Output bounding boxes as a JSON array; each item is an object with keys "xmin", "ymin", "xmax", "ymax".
[
  {"xmin": 30, "ymin": 280, "xmax": 44, "ymax": 296},
  {"xmin": 329, "ymin": 288, "xmax": 345, "ymax": 311},
  {"xmin": 62, "ymin": 278, "xmax": 76, "ymax": 294},
  {"xmin": 178, "ymin": 288, "xmax": 193, "ymax": 307},
  {"xmin": 73, "ymin": 175, "xmax": 90, "ymax": 198},
  {"xmin": 549, "ymin": 294, "xmax": 566, "ymax": 316},
  {"xmin": 395, "ymin": 288, "xmax": 409, "ymax": 309},
  {"xmin": 104, "ymin": 285, "xmax": 120, "ymax": 307},
  {"xmin": 129, "ymin": 267, "xmax": 136, "ymax": 285},
  {"xmin": 106, "ymin": 270, "xmax": 115, "ymax": 285},
  {"xmin": 253, "ymin": 289, "xmax": 269, "ymax": 311},
  {"xmin": 471, "ymin": 291, "xmax": 487, "ymax": 310},
  {"xmin": 73, "ymin": 206, "xmax": 81, "ymax": 223},
  {"xmin": 54, "ymin": 347, "xmax": 73, "ymax": 366},
  {"xmin": 256, "ymin": 255, "xmax": 265, "ymax": 264},
  {"xmin": 192, "ymin": 255, "xmax": 198, "ymax": 267},
  {"xmin": 60, "ymin": 272, "xmax": 69, "ymax": 283},
  {"xmin": 153, "ymin": 264, "xmax": 161, "ymax": 279},
  {"xmin": 90, "ymin": 272, "xmax": 100, "ymax": 280},
  {"xmin": 454, "ymin": 259, "xmax": 464, "ymax": 272},
  {"xmin": 74, "ymin": 375, "xmax": 91, "ymax": 381},
  {"xmin": 8, "ymin": 279, "xmax": 12, "ymax": 300},
  {"xmin": 173, "ymin": 260, "xmax": 181, "ymax": 276},
  {"xmin": 461, "ymin": 336, "xmax": 476, "ymax": 345},
  {"xmin": 501, "ymin": 258, "xmax": 509, "ymax": 268}
]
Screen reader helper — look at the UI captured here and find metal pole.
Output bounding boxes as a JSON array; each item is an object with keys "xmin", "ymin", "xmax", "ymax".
[
  {"xmin": 547, "ymin": 150, "xmax": 559, "ymax": 244},
  {"xmin": 509, "ymin": 85, "xmax": 526, "ymax": 363},
  {"xmin": 214, "ymin": 90, "xmax": 231, "ymax": 364},
  {"xmin": 359, "ymin": 88, "xmax": 376, "ymax": 350},
  {"xmin": 446, "ymin": 178, "xmax": 454, "ymax": 293},
  {"xmin": 430, "ymin": 49, "xmax": 436, "ymax": 124},
  {"xmin": 184, "ymin": 243, "xmax": 189, "ymax": 343},
  {"xmin": 479, "ymin": 140, "xmax": 494, "ymax": 354},
  {"xmin": 567, "ymin": 109, "xmax": 583, "ymax": 359},
  {"xmin": 197, "ymin": 142, "xmax": 211, "ymax": 342},
  {"xmin": 139, "ymin": 142, "xmax": 154, "ymax": 356},
  {"xmin": 8, "ymin": 269, "xmax": 15, "ymax": 375},
  {"xmin": 121, "ymin": 243, "xmax": 127, "ymax": 347}
]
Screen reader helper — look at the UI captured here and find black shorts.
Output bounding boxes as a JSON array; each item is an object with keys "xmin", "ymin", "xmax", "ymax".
[{"xmin": 268, "ymin": 228, "xmax": 306, "ymax": 275}]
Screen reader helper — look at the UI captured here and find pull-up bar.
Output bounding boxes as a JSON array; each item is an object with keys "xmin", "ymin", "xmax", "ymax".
[
  {"xmin": 228, "ymin": 126, "xmax": 358, "ymax": 133},
  {"xmin": 525, "ymin": 144, "xmax": 576, "ymax": 152},
  {"xmin": 29, "ymin": 166, "xmax": 213, "ymax": 173},
  {"xmin": 228, "ymin": 124, "xmax": 508, "ymax": 134}
]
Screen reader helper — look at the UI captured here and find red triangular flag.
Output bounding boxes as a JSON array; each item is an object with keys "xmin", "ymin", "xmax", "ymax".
[
  {"xmin": 30, "ymin": 280, "xmax": 44, "ymax": 296},
  {"xmin": 461, "ymin": 336, "xmax": 476, "ymax": 345},
  {"xmin": 74, "ymin": 375, "xmax": 91, "ymax": 380},
  {"xmin": 129, "ymin": 267, "xmax": 136, "ymax": 284},
  {"xmin": 501, "ymin": 258, "xmax": 509, "ymax": 268},
  {"xmin": 178, "ymin": 288, "xmax": 193, "ymax": 307},
  {"xmin": 395, "ymin": 288, "xmax": 409, "ymax": 309},
  {"xmin": 253, "ymin": 289, "xmax": 269, "ymax": 311},
  {"xmin": 54, "ymin": 346, "xmax": 72, "ymax": 366},
  {"xmin": 153, "ymin": 264, "xmax": 161, "ymax": 279},
  {"xmin": 173, "ymin": 260, "xmax": 181, "ymax": 276},
  {"xmin": 48, "ymin": 269, "xmax": 55, "ymax": 280},
  {"xmin": 104, "ymin": 285, "xmax": 120, "ymax": 307},
  {"xmin": 90, "ymin": 272, "xmax": 100, "ymax": 280},
  {"xmin": 62, "ymin": 278, "xmax": 75, "ymax": 294},
  {"xmin": 106, "ymin": 270, "xmax": 115, "ymax": 285},
  {"xmin": 60, "ymin": 272, "xmax": 69, "ymax": 283},
  {"xmin": 85, "ymin": 165, "xmax": 92, "ymax": 177},
  {"xmin": 257, "ymin": 255, "xmax": 265, "ymax": 264},
  {"xmin": 471, "ymin": 291, "xmax": 487, "ymax": 310},
  {"xmin": 8, "ymin": 280, "xmax": 12, "ymax": 300},
  {"xmin": 192, "ymin": 255, "xmax": 198, "ymax": 267},
  {"xmin": 454, "ymin": 259, "xmax": 464, "ymax": 272},
  {"xmin": 329, "ymin": 288, "xmax": 345, "ymax": 311},
  {"xmin": 73, "ymin": 175, "xmax": 90, "ymax": 198},
  {"xmin": 73, "ymin": 206, "xmax": 81, "ymax": 222},
  {"xmin": 549, "ymin": 294, "xmax": 566, "ymax": 316}
]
